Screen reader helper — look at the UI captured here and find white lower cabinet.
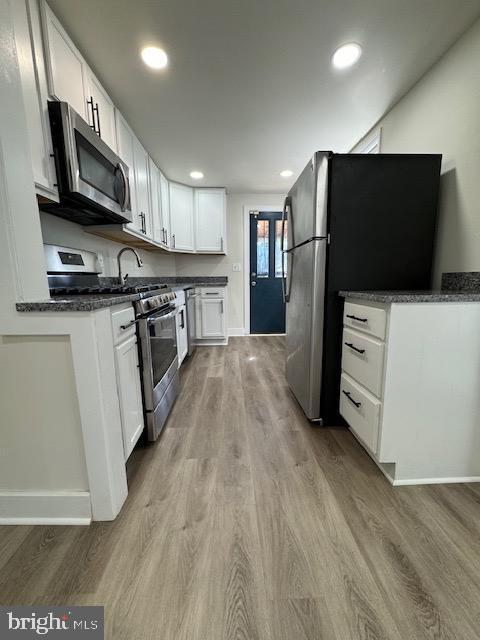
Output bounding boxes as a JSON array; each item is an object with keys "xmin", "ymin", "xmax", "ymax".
[
  {"xmin": 339, "ymin": 372, "xmax": 381, "ymax": 455},
  {"xmin": 339, "ymin": 298, "xmax": 480, "ymax": 485},
  {"xmin": 175, "ymin": 304, "xmax": 188, "ymax": 366},
  {"xmin": 195, "ymin": 288, "xmax": 227, "ymax": 343},
  {"xmin": 200, "ymin": 299, "xmax": 226, "ymax": 338},
  {"xmin": 112, "ymin": 307, "xmax": 144, "ymax": 461}
]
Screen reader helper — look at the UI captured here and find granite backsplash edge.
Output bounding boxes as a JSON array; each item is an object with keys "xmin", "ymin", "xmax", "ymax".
[{"xmin": 441, "ymin": 272, "xmax": 480, "ymax": 292}]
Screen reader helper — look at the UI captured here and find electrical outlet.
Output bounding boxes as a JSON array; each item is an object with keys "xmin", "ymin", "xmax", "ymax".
[{"xmin": 232, "ymin": 263, "xmax": 242, "ymax": 272}]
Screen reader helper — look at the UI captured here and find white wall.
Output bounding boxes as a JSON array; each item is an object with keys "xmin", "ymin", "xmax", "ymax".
[
  {"xmin": 40, "ymin": 211, "xmax": 176, "ymax": 278},
  {"xmin": 175, "ymin": 193, "xmax": 285, "ymax": 331},
  {"xmin": 352, "ymin": 18, "xmax": 480, "ymax": 286}
]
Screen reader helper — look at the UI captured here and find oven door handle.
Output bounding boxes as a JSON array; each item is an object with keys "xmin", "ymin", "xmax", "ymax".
[
  {"xmin": 147, "ymin": 309, "xmax": 178, "ymax": 324},
  {"xmin": 120, "ymin": 319, "xmax": 140, "ymax": 330}
]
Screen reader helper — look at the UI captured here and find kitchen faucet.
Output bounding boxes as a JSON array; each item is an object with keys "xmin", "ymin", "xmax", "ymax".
[{"xmin": 117, "ymin": 247, "xmax": 143, "ymax": 285}]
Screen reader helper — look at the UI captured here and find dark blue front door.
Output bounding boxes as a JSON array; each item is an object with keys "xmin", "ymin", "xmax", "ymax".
[{"xmin": 250, "ymin": 211, "xmax": 286, "ymax": 334}]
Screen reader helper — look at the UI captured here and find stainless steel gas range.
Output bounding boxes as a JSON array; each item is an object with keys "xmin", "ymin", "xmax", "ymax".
[
  {"xmin": 44, "ymin": 243, "xmax": 180, "ymax": 442},
  {"xmin": 133, "ymin": 292, "xmax": 179, "ymax": 440}
]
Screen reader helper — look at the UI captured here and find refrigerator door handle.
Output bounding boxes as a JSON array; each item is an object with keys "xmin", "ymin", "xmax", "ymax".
[
  {"xmin": 281, "ymin": 196, "xmax": 290, "ymax": 303},
  {"xmin": 281, "ymin": 251, "xmax": 288, "ymax": 302}
]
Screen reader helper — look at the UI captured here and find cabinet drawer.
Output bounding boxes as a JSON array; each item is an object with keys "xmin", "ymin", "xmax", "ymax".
[
  {"xmin": 111, "ymin": 306, "xmax": 136, "ymax": 345},
  {"xmin": 199, "ymin": 287, "xmax": 225, "ymax": 298},
  {"xmin": 339, "ymin": 373, "xmax": 381, "ymax": 455},
  {"xmin": 342, "ymin": 327, "xmax": 385, "ymax": 398},
  {"xmin": 344, "ymin": 301, "xmax": 387, "ymax": 340}
]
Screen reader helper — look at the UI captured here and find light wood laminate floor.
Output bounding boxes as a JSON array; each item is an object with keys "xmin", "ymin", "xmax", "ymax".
[{"xmin": 1, "ymin": 336, "xmax": 480, "ymax": 639}]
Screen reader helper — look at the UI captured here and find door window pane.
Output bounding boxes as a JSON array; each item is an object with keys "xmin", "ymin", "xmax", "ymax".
[
  {"xmin": 256, "ymin": 219, "xmax": 269, "ymax": 278},
  {"xmin": 275, "ymin": 219, "xmax": 287, "ymax": 277}
]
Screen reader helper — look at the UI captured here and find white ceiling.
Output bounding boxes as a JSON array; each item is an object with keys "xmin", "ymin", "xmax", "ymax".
[{"xmin": 48, "ymin": 0, "xmax": 480, "ymax": 193}]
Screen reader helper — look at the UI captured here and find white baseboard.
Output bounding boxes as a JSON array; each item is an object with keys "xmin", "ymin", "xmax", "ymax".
[
  {"xmin": 349, "ymin": 429, "xmax": 480, "ymax": 487},
  {"xmin": 0, "ymin": 491, "xmax": 92, "ymax": 525},
  {"xmin": 248, "ymin": 333, "xmax": 286, "ymax": 336},
  {"xmin": 392, "ymin": 476, "xmax": 480, "ymax": 486},
  {"xmin": 228, "ymin": 327, "xmax": 246, "ymax": 337}
]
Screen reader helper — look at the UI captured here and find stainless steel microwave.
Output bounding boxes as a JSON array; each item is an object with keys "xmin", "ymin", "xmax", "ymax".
[{"xmin": 40, "ymin": 101, "xmax": 132, "ymax": 225}]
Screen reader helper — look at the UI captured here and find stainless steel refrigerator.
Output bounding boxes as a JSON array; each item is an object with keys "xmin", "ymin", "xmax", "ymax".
[{"xmin": 282, "ymin": 151, "xmax": 441, "ymax": 424}]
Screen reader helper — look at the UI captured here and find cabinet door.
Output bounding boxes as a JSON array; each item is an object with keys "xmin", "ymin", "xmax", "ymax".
[
  {"xmin": 115, "ymin": 112, "xmax": 138, "ymax": 225},
  {"xmin": 148, "ymin": 157, "xmax": 163, "ymax": 244},
  {"xmin": 13, "ymin": 0, "xmax": 58, "ymax": 200},
  {"xmin": 195, "ymin": 296, "xmax": 203, "ymax": 339},
  {"xmin": 115, "ymin": 335, "xmax": 144, "ymax": 461},
  {"xmin": 200, "ymin": 298, "xmax": 226, "ymax": 338},
  {"xmin": 195, "ymin": 189, "xmax": 226, "ymax": 253},
  {"xmin": 42, "ymin": 2, "xmax": 88, "ymax": 119},
  {"xmin": 169, "ymin": 182, "xmax": 194, "ymax": 251},
  {"xmin": 160, "ymin": 172, "xmax": 171, "ymax": 247},
  {"xmin": 133, "ymin": 137, "xmax": 152, "ymax": 237},
  {"xmin": 175, "ymin": 305, "xmax": 188, "ymax": 366},
  {"xmin": 86, "ymin": 70, "xmax": 117, "ymax": 152}
]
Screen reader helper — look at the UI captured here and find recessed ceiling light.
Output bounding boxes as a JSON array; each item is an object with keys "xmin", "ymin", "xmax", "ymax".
[
  {"xmin": 190, "ymin": 171, "xmax": 204, "ymax": 180},
  {"xmin": 280, "ymin": 170, "xmax": 293, "ymax": 178},
  {"xmin": 332, "ymin": 43, "xmax": 362, "ymax": 69},
  {"xmin": 141, "ymin": 46, "xmax": 168, "ymax": 70}
]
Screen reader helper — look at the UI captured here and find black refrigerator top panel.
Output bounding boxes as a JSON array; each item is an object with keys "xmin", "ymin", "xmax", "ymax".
[{"xmin": 326, "ymin": 153, "xmax": 442, "ymax": 292}]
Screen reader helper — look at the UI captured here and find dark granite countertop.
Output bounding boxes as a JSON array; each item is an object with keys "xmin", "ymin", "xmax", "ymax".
[
  {"xmin": 16, "ymin": 276, "xmax": 228, "ymax": 312},
  {"xmin": 339, "ymin": 290, "xmax": 480, "ymax": 303}
]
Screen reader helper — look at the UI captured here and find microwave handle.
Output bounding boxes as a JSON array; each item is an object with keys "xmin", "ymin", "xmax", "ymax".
[{"xmin": 117, "ymin": 163, "xmax": 130, "ymax": 212}]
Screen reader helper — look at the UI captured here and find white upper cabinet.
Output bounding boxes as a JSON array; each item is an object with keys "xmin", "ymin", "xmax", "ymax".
[
  {"xmin": 160, "ymin": 172, "xmax": 171, "ymax": 247},
  {"xmin": 133, "ymin": 137, "xmax": 151, "ymax": 237},
  {"xmin": 42, "ymin": 1, "xmax": 88, "ymax": 119},
  {"xmin": 13, "ymin": 0, "xmax": 58, "ymax": 200},
  {"xmin": 115, "ymin": 111, "xmax": 138, "ymax": 222},
  {"xmin": 85, "ymin": 70, "xmax": 117, "ymax": 152},
  {"xmin": 41, "ymin": 1, "xmax": 117, "ymax": 152},
  {"xmin": 148, "ymin": 157, "xmax": 164, "ymax": 245},
  {"xmin": 169, "ymin": 182, "xmax": 194, "ymax": 251},
  {"xmin": 194, "ymin": 188, "xmax": 227, "ymax": 253},
  {"xmin": 26, "ymin": 2, "xmax": 231, "ymax": 255}
]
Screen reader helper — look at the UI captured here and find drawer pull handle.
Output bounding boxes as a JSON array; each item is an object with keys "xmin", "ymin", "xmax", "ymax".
[
  {"xmin": 345, "ymin": 342, "xmax": 365, "ymax": 355},
  {"xmin": 346, "ymin": 314, "xmax": 368, "ymax": 323},
  {"xmin": 342, "ymin": 390, "xmax": 362, "ymax": 408}
]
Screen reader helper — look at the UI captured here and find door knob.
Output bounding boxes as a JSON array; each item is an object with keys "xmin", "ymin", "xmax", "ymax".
[
  {"xmin": 251, "ymin": 272, "xmax": 257, "ymax": 277},
  {"xmin": 251, "ymin": 281, "xmax": 256, "ymax": 286}
]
